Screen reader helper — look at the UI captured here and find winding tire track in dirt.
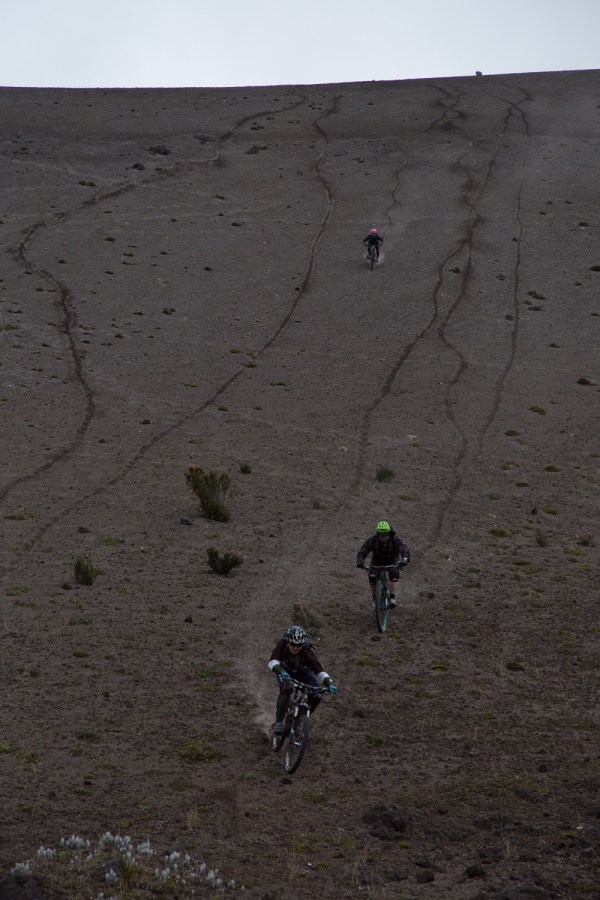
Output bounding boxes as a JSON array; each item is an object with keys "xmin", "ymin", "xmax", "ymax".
[
  {"xmin": 0, "ymin": 95, "xmax": 339, "ymax": 576},
  {"xmin": 475, "ymin": 87, "xmax": 531, "ymax": 455}
]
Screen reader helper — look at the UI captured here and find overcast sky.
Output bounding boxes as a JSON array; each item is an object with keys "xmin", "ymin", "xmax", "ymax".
[{"xmin": 3, "ymin": 0, "xmax": 599, "ymax": 89}]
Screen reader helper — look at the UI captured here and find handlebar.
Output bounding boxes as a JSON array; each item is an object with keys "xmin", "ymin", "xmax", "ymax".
[
  {"xmin": 285, "ymin": 677, "xmax": 330, "ymax": 695},
  {"xmin": 358, "ymin": 562, "xmax": 402, "ymax": 570}
]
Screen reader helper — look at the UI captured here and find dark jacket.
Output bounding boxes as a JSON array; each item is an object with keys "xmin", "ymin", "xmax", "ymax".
[
  {"xmin": 362, "ymin": 233, "xmax": 384, "ymax": 247},
  {"xmin": 357, "ymin": 529, "xmax": 410, "ymax": 567},
  {"xmin": 268, "ymin": 638, "xmax": 328, "ymax": 679}
]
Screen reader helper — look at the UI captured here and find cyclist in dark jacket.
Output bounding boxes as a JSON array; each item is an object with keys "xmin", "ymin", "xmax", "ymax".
[
  {"xmin": 362, "ymin": 227, "xmax": 384, "ymax": 259},
  {"xmin": 268, "ymin": 625, "xmax": 338, "ymax": 734},
  {"xmin": 356, "ymin": 520, "xmax": 410, "ymax": 608}
]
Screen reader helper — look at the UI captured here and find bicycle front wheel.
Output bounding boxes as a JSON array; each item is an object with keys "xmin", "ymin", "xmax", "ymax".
[
  {"xmin": 370, "ymin": 247, "xmax": 376, "ymax": 270},
  {"xmin": 284, "ymin": 712, "xmax": 310, "ymax": 773},
  {"xmin": 375, "ymin": 578, "xmax": 389, "ymax": 632}
]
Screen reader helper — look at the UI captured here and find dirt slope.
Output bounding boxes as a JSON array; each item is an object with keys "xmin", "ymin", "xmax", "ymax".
[{"xmin": 0, "ymin": 70, "xmax": 599, "ymax": 898}]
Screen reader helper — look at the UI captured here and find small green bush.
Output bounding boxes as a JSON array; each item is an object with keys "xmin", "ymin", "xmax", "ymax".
[
  {"xmin": 239, "ymin": 462, "xmax": 252, "ymax": 474},
  {"xmin": 375, "ymin": 465, "xmax": 395, "ymax": 483},
  {"xmin": 291, "ymin": 602, "xmax": 322, "ymax": 639},
  {"xmin": 185, "ymin": 467, "xmax": 231, "ymax": 521},
  {"xmin": 207, "ymin": 547, "xmax": 242, "ymax": 575},
  {"xmin": 74, "ymin": 555, "xmax": 100, "ymax": 586}
]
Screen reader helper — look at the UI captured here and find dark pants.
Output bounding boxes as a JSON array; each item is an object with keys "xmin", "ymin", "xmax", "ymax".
[
  {"xmin": 275, "ymin": 667, "xmax": 321, "ymax": 721},
  {"xmin": 368, "ymin": 563, "xmax": 400, "ymax": 585}
]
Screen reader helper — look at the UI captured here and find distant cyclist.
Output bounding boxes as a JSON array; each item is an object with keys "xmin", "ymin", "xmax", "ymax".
[
  {"xmin": 268, "ymin": 626, "xmax": 338, "ymax": 734},
  {"xmin": 362, "ymin": 227, "xmax": 384, "ymax": 259},
  {"xmin": 356, "ymin": 521, "xmax": 410, "ymax": 608}
]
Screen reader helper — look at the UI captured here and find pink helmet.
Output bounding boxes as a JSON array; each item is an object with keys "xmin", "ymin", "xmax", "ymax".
[{"xmin": 370, "ymin": 228, "xmax": 378, "ymax": 235}]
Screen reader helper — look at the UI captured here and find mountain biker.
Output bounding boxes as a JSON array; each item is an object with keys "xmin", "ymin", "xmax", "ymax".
[
  {"xmin": 356, "ymin": 521, "xmax": 410, "ymax": 608},
  {"xmin": 268, "ymin": 625, "xmax": 338, "ymax": 735},
  {"xmin": 362, "ymin": 227, "xmax": 384, "ymax": 259}
]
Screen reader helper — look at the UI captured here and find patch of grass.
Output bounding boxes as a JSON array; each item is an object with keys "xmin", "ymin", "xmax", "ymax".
[
  {"xmin": 375, "ymin": 465, "xmax": 395, "ymax": 483},
  {"xmin": 487, "ymin": 492, "xmax": 500, "ymax": 500},
  {"xmin": 576, "ymin": 533, "xmax": 594, "ymax": 547},
  {"xmin": 356, "ymin": 652, "xmax": 378, "ymax": 668},
  {"xmin": 5, "ymin": 509, "xmax": 35, "ymax": 520},
  {"xmin": 544, "ymin": 464, "xmax": 560, "ymax": 472},
  {"xmin": 74, "ymin": 554, "xmax": 100, "ymax": 586},
  {"xmin": 506, "ymin": 659, "xmax": 525, "ymax": 672},
  {"xmin": 504, "ymin": 428, "xmax": 521, "ymax": 436},
  {"xmin": 367, "ymin": 735, "xmax": 390, "ymax": 748},
  {"xmin": 489, "ymin": 527, "xmax": 511, "ymax": 538},
  {"xmin": 207, "ymin": 547, "xmax": 242, "ymax": 575},
  {"xmin": 6, "ymin": 585, "xmax": 29, "ymax": 596},
  {"xmin": 501, "ymin": 461, "xmax": 519, "ymax": 470},
  {"xmin": 239, "ymin": 462, "xmax": 252, "ymax": 474},
  {"xmin": 100, "ymin": 535, "xmax": 123, "ymax": 545},
  {"xmin": 290, "ymin": 602, "xmax": 322, "ymax": 639},
  {"xmin": 185, "ymin": 467, "xmax": 231, "ymax": 521},
  {"xmin": 530, "ymin": 404, "xmax": 546, "ymax": 415},
  {"xmin": 544, "ymin": 507, "xmax": 557, "ymax": 515},
  {"xmin": 73, "ymin": 650, "xmax": 89, "ymax": 658},
  {"xmin": 176, "ymin": 737, "xmax": 225, "ymax": 764},
  {"xmin": 312, "ymin": 498, "xmax": 324, "ymax": 509},
  {"xmin": 535, "ymin": 528, "xmax": 548, "ymax": 547},
  {"xmin": 303, "ymin": 790, "xmax": 329, "ymax": 805}
]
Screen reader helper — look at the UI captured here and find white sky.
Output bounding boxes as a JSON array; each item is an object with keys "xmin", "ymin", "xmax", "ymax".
[{"xmin": 2, "ymin": 0, "xmax": 599, "ymax": 89}]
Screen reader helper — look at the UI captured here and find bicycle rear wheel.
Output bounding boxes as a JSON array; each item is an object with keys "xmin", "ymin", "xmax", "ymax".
[
  {"xmin": 370, "ymin": 246, "xmax": 376, "ymax": 270},
  {"xmin": 284, "ymin": 712, "xmax": 310, "ymax": 773},
  {"xmin": 375, "ymin": 578, "xmax": 389, "ymax": 632}
]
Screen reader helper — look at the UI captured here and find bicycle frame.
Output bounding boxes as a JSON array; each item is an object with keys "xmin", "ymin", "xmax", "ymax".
[
  {"xmin": 365, "ymin": 563, "xmax": 399, "ymax": 632},
  {"xmin": 272, "ymin": 678, "xmax": 329, "ymax": 773}
]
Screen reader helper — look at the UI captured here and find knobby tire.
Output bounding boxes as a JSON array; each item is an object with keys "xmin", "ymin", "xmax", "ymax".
[
  {"xmin": 375, "ymin": 577, "xmax": 389, "ymax": 632},
  {"xmin": 284, "ymin": 712, "xmax": 310, "ymax": 773},
  {"xmin": 369, "ymin": 246, "xmax": 376, "ymax": 270}
]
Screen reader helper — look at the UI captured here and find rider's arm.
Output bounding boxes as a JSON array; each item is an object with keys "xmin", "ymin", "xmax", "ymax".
[
  {"xmin": 268, "ymin": 638, "xmax": 287, "ymax": 673},
  {"xmin": 356, "ymin": 535, "xmax": 373, "ymax": 565}
]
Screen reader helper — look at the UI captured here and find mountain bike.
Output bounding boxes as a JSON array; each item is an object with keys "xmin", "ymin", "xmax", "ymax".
[
  {"xmin": 360, "ymin": 563, "xmax": 399, "ymax": 632},
  {"xmin": 271, "ymin": 679, "xmax": 330, "ymax": 773},
  {"xmin": 368, "ymin": 243, "xmax": 377, "ymax": 270}
]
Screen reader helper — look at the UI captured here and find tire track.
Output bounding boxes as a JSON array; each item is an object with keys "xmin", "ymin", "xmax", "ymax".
[
  {"xmin": 347, "ymin": 84, "xmax": 472, "ymax": 495},
  {"xmin": 343, "ymin": 87, "xmax": 527, "ymax": 559},
  {"xmin": 427, "ymin": 89, "xmax": 531, "ymax": 548},
  {"xmin": 475, "ymin": 88, "xmax": 530, "ymax": 455},
  {"xmin": 0, "ymin": 95, "xmax": 337, "ymax": 575},
  {"xmin": 1, "ymin": 96, "xmax": 306, "ymax": 512}
]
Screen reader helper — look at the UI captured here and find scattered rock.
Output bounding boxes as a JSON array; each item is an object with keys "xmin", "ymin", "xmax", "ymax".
[
  {"xmin": 577, "ymin": 376, "xmax": 596, "ymax": 385},
  {"xmin": 194, "ymin": 135, "xmax": 214, "ymax": 143},
  {"xmin": 184, "ymin": 615, "xmax": 193, "ymax": 623},
  {"xmin": 148, "ymin": 145, "xmax": 170, "ymax": 155},
  {"xmin": 180, "ymin": 516, "xmax": 194, "ymax": 525},
  {"xmin": 0, "ymin": 874, "xmax": 49, "ymax": 899},
  {"xmin": 500, "ymin": 886, "xmax": 550, "ymax": 899},
  {"xmin": 479, "ymin": 845, "xmax": 504, "ymax": 863},
  {"xmin": 514, "ymin": 785, "xmax": 540, "ymax": 802},
  {"xmin": 466, "ymin": 864, "xmax": 487, "ymax": 878},
  {"xmin": 450, "ymin": 266, "xmax": 461, "ymax": 273},
  {"xmin": 363, "ymin": 804, "xmax": 408, "ymax": 840},
  {"xmin": 416, "ymin": 869, "xmax": 435, "ymax": 883},
  {"xmin": 132, "ymin": 163, "xmax": 145, "ymax": 170}
]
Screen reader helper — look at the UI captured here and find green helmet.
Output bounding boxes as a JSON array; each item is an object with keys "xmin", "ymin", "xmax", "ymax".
[{"xmin": 376, "ymin": 520, "xmax": 391, "ymax": 533}]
